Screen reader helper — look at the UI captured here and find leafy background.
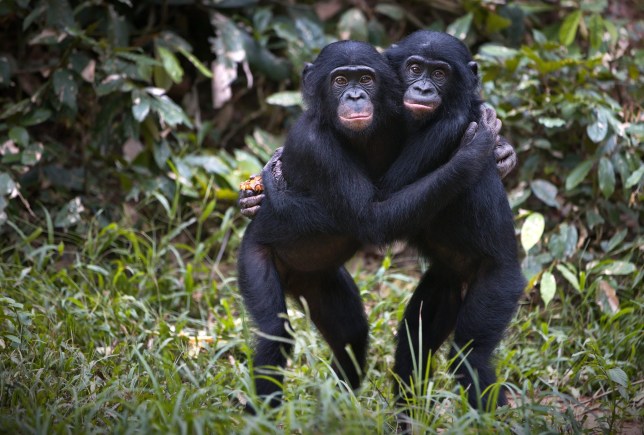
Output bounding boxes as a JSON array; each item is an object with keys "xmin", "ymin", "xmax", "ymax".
[{"xmin": 0, "ymin": 0, "xmax": 642, "ymax": 433}]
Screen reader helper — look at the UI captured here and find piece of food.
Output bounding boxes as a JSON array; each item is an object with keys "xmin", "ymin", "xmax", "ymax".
[{"xmin": 239, "ymin": 175, "xmax": 264, "ymax": 192}]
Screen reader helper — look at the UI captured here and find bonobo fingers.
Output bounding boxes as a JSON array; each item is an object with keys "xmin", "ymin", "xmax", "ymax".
[
  {"xmin": 460, "ymin": 122, "xmax": 478, "ymax": 147},
  {"xmin": 239, "ymin": 191, "xmax": 265, "ymax": 219},
  {"xmin": 480, "ymin": 106, "xmax": 499, "ymax": 133},
  {"xmin": 495, "ymin": 137, "xmax": 518, "ymax": 179}
]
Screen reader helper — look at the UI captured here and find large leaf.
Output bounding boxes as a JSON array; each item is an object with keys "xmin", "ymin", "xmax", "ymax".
[
  {"xmin": 587, "ymin": 108, "xmax": 608, "ymax": 143},
  {"xmin": 52, "ymin": 69, "xmax": 78, "ymax": 112},
  {"xmin": 338, "ymin": 8, "xmax": 368, "ymax": 41},
  {"xmin": 588, "ymin": 14, "xmax": 604, "ymax": 52},
  {"xmin": 559, "ymin": 10, "xmax": 582, "ymax": 46},
  {"xmin": 156, "ymin": 46, "xmax": 184, "ymax": 84},
  {"xmin": 266, "ymin": 91, "xmax": 303, "ymax": 107},
  {"xmin": 530, "ymin": 179, "xmax": 559, "ymax": 208},
  {"xmin": 565, "ymin": 160, "xmax": 594, "ymax": 190},
  {"xmin": 9, "ymin": 126, "xmax": 29, "ymax": 146},
  {"xmin": 540, "ymin": 271, "xmax": 556, "ymax": 307},
  {"xmin": 625, "ymin": 165, "xmax": 644, "ymax": 188},
  {"xmin": 0, "ymin": 172, "xmax": 16, "ymax": 196},
  {"xmin": 521, "ymin": 212, "xmax": 545, "ymax": 252},
  {"xmin": 447, "ymin": 13, "xmax": 473, "ymax": 40},
  {"xmin": 598, "ymin": 157, "xmax": 615, "ymax": 198}
]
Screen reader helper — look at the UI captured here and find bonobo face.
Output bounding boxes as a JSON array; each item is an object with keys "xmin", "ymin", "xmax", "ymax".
[
  {"xmin": 330, "ymin": 65, "xmax": 377, "ymax": 132},
  {"xmin": 402, "ymin": 55, "xmax": 451, "ymax": 120}
]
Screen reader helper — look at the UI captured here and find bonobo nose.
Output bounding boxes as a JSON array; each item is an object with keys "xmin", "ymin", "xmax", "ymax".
[
  {"xmin": 347, "ymin": 90, "xmax": 366, "ymax": 100},
  {"xmin": 413, "ymin": 81, "xmax": 434, "ymax": 95}
]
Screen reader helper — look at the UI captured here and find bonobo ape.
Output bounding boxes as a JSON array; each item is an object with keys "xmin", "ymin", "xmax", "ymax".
[
  {"xmin": 240, "ymin": 32, "xmax": 523, "ymax": 412},
  {"xmin": 237, "ymin": 40, "xmax": 499, "ymax": 411},
  {"xmin": 382, "ymin": 31, "xmax": 525, "ymax": 410}
]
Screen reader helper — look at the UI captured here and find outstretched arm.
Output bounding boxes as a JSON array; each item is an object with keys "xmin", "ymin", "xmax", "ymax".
[
  {"xmin": 355, "ymin": 109, "xmax": 498, "ymax": 245},
  {"xmin": 238, "ymin": 128, "xmax": 517, "ymax": 220}
]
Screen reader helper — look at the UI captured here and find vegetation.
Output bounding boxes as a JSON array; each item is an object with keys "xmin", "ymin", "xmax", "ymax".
[{"xmin": 0, "ymin": 0, "xmax": 642, "ymax": 433}]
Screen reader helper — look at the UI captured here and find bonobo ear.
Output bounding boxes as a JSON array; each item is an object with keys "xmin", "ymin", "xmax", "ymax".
[
  {"xmin": 468, "ymin": 61, "xmax": 478, "ymax": 77},
  {"xmin": 302, "ymin": 62, "xmax": 313, "ymax": 87}
]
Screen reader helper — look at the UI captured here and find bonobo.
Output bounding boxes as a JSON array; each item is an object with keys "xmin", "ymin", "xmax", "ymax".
[
  {"xmin": 237, "ymin": 40, "xmax": 498, "ymax": 411},
  {"xmin": 382, "ymin": 31, "xmax": 525, "ymax": 410},
  {"xmin": 239, "ymin": 32, "xmax": 522, "ymax": 411}
]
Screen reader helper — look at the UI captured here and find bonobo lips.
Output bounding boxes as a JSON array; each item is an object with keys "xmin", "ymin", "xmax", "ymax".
[
  {"xmin": 404, "ymin": 100, "xmax": 438, "ymax": 114},
  {"xmin": 339, "ymin": 113, "xmax": 373, "ymax": 131}
]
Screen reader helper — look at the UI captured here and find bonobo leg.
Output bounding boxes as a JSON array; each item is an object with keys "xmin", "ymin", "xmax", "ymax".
[
  {"xmin": 449, "ymin": 262, "xmax": 523, "ymax": 410},
  {"xmin": 291, "ymin": 267, "xmax": 369, "ymax": 390},
  {"xmin": 237, "ymin": 230, "xmax": 292, "ymax": 410},
  {"xmin": 393, "ymin": 267, "xmax": 461, "ymax": 402}
]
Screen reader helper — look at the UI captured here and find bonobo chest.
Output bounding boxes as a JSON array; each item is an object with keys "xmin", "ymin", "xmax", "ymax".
[{"xmin": 273, "ymin": 234, "xmax": 360, "ymax": 272}]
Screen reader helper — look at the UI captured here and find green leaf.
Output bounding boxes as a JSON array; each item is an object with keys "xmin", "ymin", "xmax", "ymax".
[
  {"xmin": 478, "ymin": 44, "xmax": 518, "ymax": 59},
  {"xmin": 625, "ymin": 165, "xmax": 644, "ymax": 188},
  {"xmin": 540, "ymin": 272, "xmax": 556, "ymax": 307},
  {"xmin": 565, "ymin": 160, "xmax": 594, "ymax": 190},
  {"xmin": 132, "ymin": 94, "xmax": 151, "ymax": 122},
  {"xmin": 338, "ymin": 8, "xmax": 368, "ymax": 41},
  {"xmin": 375, "ymin": 4, "xmax": 405, "ymax": 21},
  {"xmin": 156, "ymin": 46, "xmax": 184, "ymax": 84},
  {"xmin": 21, "ymin": 143, "xmax": 44, "ymax": 165},
  {"xmin": 9, "ymin": 126, "xmax": 29, "ymax": 146},
  {"xmin": 447, "ymin": 12, "xmax": 473, "ymax": 40},
  {"xmin": 52, "ymin": 69, "xmax": 78, "ymax": 112},
  {"xmin": 0, "ymin": 172, "xmax": 16, "ymax": 196},
  {"xmin": 178, "ymin": 47, "xmax": 213, "ymax": 78},
  {"xmin": 588, "ymin": 14, "xmax": 603, "ymax": 52},
  {"xmin": 559, "ymin": 10, "xmax": 582, "ymax": 46},
  {"xmin": 556, "ymin": 264, "xmax": 580, "ymax": 291},
  {"xmin": 587, "ymin": 109, "xmax": 608, "ymax": 142},
  {"xmin": 266, "ymin": 91, "xmax": 303, "ymax": 107},
  {"xmin": 147, "ymin": 90, "xmax": 193, "ymax": 128},
  {"xmin": 530, "ymin": 179, "xmax": 559, "ymax": 208},
  {"xmin": 153, "ymin": 140, "xmax": 171, "ymax": 169},
  {"xmin": 485, "ymin": 12, "xmax": 511, "ymax": 34},
  {"xmin": 607, "ymin": 368, "xmax": 628, "ymax": 387},
  {"xmin": 521, "ymin": 212, "xmax": 545, "ymax": 252},
  {"xmin": 595, "ymin": 261, "xmax": 636, "ymax": 276},
  {"xmin": 21, "ymin": 108, "xmax": 52, "ymax": 126},
  {"xmin": 538, "ymin": 117, "xmax": 566, "ymax": 128},
  {"xmin": 598, "ymin": 157, "xmax": 615, "ymax": 198}
]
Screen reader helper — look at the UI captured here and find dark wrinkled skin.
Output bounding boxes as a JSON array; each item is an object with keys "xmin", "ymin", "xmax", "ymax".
[{"xmin": 238, "ymin": 135, "xmax": 517, "ymax": 219}]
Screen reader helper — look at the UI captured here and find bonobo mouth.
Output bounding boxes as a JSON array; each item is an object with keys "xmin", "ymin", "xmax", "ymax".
[
  {"xmin": 339, "ymin": 114, "xmax": 373, "ymax": 131},
  {"xmin": 404, "ymin": 100, "xmax": 438, "ymax": 116}
]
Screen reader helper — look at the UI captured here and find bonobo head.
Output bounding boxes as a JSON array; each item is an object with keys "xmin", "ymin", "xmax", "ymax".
[
  {"xmin": 385, "ymin": 31, "xmax": 481, "ymax": 124},
  {"xmin": 302, "ymin": 41, "xmax": 402, "ymax": 136}
]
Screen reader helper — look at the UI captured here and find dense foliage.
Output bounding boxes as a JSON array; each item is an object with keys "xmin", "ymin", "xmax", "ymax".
[{"xmin": 0, "ymin": 0, "xmax": 642, "ymax": 432}]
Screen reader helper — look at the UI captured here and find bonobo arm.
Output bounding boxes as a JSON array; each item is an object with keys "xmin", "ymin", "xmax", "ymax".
[
  {"xmin": 238, "ymin": 148, "xmax": 283, "ymax": 218},
  {"xmin": 238, "ymin": 134, "xmax": 517, "ymax": 220},
  {"xmin": 355, "ymin": 108, "xmax": 498, "ymax": 245}
]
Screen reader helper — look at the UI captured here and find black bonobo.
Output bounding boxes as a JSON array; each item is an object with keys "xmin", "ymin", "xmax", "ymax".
[
  {"xmin": 237, "ymin": 40, "xmax": 497, "ymax": 411},
  {"xmin": 382, "ymin": 31, "xmax": 525, "ymax": 410}
]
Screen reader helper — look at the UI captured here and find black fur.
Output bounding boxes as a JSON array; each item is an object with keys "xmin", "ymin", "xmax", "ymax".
[
  {"xmin": 382, "ymin": 31, "xmax": 525, "ymax": 410},
  {"xmin": 237, "ymin": 40, "xmax": 495, "ymax": 410}
]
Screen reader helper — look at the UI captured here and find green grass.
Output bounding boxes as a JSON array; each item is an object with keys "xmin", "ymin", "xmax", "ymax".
[{"xmin": 0, "ymin": 210, "xmax": 642, "ymax": 434}]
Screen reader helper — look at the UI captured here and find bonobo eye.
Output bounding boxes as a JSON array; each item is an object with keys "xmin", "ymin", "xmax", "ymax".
[
  {"xmin": 334, "ymin": 76, "xmax": 348, "ymax": 86},
  {"xmin": 432, "ymin": 69, "xmax": 446, "ymax": 81},
  {"xmin": 359, "ymin": 75, "xmax": 373, "ymax": 85},
  {"xmin": 408, "ymin": 63, "xmax": 422, "ymax": 75}
]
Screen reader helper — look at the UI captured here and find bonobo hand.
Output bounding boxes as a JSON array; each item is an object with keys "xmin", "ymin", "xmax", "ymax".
[
  {"xmin": 238, "ymin": 147, "xmax": 284, "ymax": 219},
  {"xmin": 495, "ymin": 136, "xmax": 518, "ymax": 179},
  {"xmin": 457, "ymin": 106, "xmax": 499, "ymax": 157}
]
